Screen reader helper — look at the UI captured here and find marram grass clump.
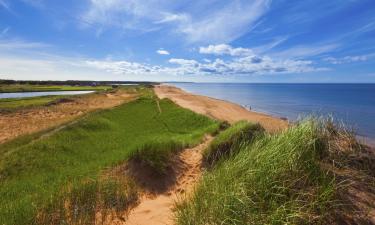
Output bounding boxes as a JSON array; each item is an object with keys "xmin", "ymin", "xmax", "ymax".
[
  {"xmin": 203, "ymin": 121, "xmax": 264, "ymax": 166},
  {"xmin": 37, "ymin": 177, "xmax": 138, "ymax": 225},
  {"xmin": 176, "ymin": 120, "xmax": 338, "ymax": 225}
]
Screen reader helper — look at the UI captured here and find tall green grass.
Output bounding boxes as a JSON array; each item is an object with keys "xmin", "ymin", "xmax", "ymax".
[
  {"xmin": 203, "ymin": 121, "xmax": 264, "ymax": 166},
  {"xmin": 176, "ymin": 120, "xmax": 337, "ymax": 225},
  {"xmin": 0, "ymin": 89, "xmax": 219, "ymax": 224}
]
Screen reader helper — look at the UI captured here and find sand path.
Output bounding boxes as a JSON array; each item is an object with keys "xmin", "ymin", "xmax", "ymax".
[
  {"xmin": 154, "ymin": 85, "xmax": 288, "ymax": 133},
  {"xmin": 123, "ymin": 136, "xmax": 212, "ymax": 225},
  {"xmin": 0, "ymin": 90, "xmax": 136, "ymax": 144},
  {"xmin": 123, "ymin": 85, "xmax": 287, "ymax": 225}
]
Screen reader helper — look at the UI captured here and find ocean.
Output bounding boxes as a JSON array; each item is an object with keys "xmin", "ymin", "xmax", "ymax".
[{"xmin": 170, "ymin": 83, "xmax": 375, "ymax": 140}]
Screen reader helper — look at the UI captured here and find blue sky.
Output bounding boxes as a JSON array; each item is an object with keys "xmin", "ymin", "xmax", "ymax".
[{"xmin": 0, "ymin": 0, "xmax": 374, "ymax": 82}]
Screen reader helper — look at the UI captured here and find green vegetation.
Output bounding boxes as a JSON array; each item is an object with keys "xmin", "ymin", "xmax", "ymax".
[
  {"xmin": 0, "ymin": 84, "xmax": 111, "ymax": 93},
  {"xmin": 203, "ymin": 121, "xmax": 264, "ymax": 166},
  {"xmin": 0, "ymin": 88, "xmax": 219, "ymax": 224},
  {"xmin": 0, "ymin": 95, "xmax": 72, "ymax": 112},
  {"xmin": 176, "ymin": 120, "xmax": 341, "ymax": 225}
]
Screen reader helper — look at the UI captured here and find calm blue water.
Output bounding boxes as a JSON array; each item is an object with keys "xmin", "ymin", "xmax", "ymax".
[
  {"xmin": 171, "ymin": 83, "xmax": 375, "ymax": 139},
  {"xmin": 0, "ymin": 91, "xmax": 95, "ymax": 99}
]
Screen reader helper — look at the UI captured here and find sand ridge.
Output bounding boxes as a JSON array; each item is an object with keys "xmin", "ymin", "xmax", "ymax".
[{"xmin": 154, "ymin": 85, "xmax": 288, "ymax": 133}]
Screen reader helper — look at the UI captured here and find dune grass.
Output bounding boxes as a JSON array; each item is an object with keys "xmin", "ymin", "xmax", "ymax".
[
  {"xmin": 0, "ymin": 95, "xmax": 73, "ymax": 112},
  {"xmin": 176, "ymin": 120, "xmax": 339, "ymax": 225},
  {"xmin": 0, "ymin": 84, "xmax": 111, "ymax": 93},
  {"xmin": 203, "ymin": 121, "xmax": 264, "ymax": 166},
  {"xmin": 0, "ymin": 88, "xmax": 219, "ymax": 224}
]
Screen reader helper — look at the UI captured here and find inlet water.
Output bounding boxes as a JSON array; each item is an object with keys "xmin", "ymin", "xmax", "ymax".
[{"xmin": 0, "ymin": 91, "xmax": 95, "ymax": 99}]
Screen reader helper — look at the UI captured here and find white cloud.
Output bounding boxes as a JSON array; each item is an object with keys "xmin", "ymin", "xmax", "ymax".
[
  {"xmin": 82, "ymin": 0, "xmax": 271, "ymax": 43},
  {"xmin": 176, "ymin": 0, "xmax": 271, "ymax": 43},
  {"xmin": 323, "ymin": 55, "xmax": 369, "ymax": 64},
  {"xmin": 199, "ymin": 44, "xmax": 254, "ymax": 57},
  {"xmin": 156, "ymin": 49, "xmax": 170, "ymax": 55}
]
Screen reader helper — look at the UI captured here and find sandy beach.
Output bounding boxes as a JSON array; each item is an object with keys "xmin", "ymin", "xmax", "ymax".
[{"xmin": 154, "ymin": 85, "xmax": 288, "ymax": 133}]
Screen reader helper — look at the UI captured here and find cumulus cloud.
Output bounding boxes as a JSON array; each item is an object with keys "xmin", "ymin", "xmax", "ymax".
[
  {"xmin": 199, "ymin": 44, "xmax": 253, "ymax": 56},
  {"xmin": 86, "ymin": 54, "xmax": 325, "ymax": 77},
  {"xmin": 323, "ymin": 55, "xmax": 369, "ymax": 64},
  {"xmin": 156, "ymin": 49, "xmax": 170, "ymax": 55}
]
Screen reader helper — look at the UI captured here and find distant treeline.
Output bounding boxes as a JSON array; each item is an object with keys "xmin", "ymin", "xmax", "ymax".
[{"xmin": 0, "ymin": 79, "xmax": 160, "ymax": 86}]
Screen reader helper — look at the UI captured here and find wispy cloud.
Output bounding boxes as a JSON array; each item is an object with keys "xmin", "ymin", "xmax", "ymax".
[
  {"xmin": 323, "ymin": 54, "xmax": 373, "ymax": 64},
  {"xmin": 82, "ymin": 0, "xmax": 271, "ymax": 43},
  {"xmin": 0, "ymin": 39, "xmax": 50, "ymax": 50},
  {"xmin": 0, "ymin": 27, "xmax": 10, "ymax": 37},
  {"xmin": 0, "ymin": 0, "xmax": 11, "ymax": 12},
  {"xmin": 270, "ymin": 44, "xmax": 339, "ymax": 59},
  {"xmin": 156, "ymin": 49, "xmax": 170, "ymax": 55}
]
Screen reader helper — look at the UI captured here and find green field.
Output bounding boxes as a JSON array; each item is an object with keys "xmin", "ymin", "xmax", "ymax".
[
  {"xmin": 0, "ymin": 84, "xmax": 111, "ymax": 93},
  {"xmin": 0, "ymin": 87, "xmax": 219, "ymax": 224}
]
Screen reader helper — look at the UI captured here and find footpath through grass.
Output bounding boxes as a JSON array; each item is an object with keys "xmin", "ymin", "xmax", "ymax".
[
  {"xmin": 0, "ymin": 87, "xmax": 219, "ymax": 224},
  {"xmin": 0, "ymin": 84, "xmax": 111, "ymax": 93}
]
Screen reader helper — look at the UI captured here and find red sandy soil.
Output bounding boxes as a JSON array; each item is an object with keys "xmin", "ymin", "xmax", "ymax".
[
  {"xmin": 154, "ymin": 85, "xmax": 288, "ymax": 133},
  {"xmin": 0, "ymin": 90, "xmax": 136, "ymax": 144}
]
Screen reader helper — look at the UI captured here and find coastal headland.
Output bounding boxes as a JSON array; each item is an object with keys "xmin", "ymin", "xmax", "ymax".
[{"xmin": 0, "ymin": 83, "xmax": 374, "ymax": 225}]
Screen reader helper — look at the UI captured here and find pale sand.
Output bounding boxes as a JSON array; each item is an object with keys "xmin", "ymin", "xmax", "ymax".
[{"xmin": 154, "ymin": 85, "xmax": 288, "ymax": 133}]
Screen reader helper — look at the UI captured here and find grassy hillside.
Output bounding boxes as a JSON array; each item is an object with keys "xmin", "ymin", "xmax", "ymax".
[
  {"xmin": 176, "ymin": 119, "xmax": 372, "ymax": 225},
  {"xmin": 0, "ymin": 84, "xmax": 111, "ymax": 93},
  {"xmin": 0, "ymin": 88, "xmax": 219, "ymax": 224}
]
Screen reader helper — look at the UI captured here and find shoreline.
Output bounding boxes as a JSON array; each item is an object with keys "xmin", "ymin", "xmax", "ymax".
[
  {"xmin": 156, "ymin": 84, "xmax": 375, "ymax": 147},
  {"xmin": 154, "ymin": 84, "xmax": 288, "ymax": 133}
]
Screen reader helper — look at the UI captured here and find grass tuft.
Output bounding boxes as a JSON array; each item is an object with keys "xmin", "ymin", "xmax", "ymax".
[{"xmin": 203, "ymin": 121, "xmax": 264, "ymax": 166}]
